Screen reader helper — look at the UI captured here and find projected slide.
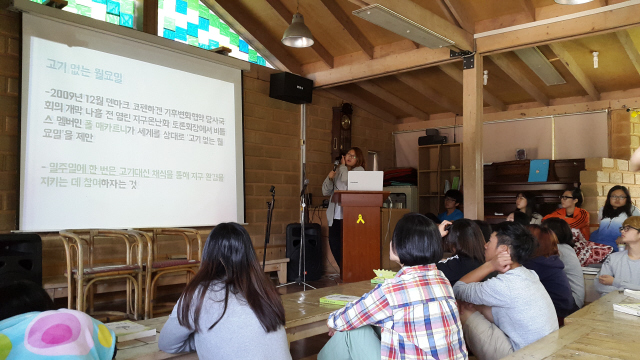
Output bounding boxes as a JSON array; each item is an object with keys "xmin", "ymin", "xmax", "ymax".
[{"xmin": 21, "ymin": 14, "xmax": 244, "ymax": 230}]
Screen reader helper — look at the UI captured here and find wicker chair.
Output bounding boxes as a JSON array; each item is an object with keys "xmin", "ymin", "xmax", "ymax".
[
  {"xmin": 59, "ymin": 229, "xmax": 144, "ymax": 320},
  {"xmin": 132, "ymin": 228, "xmax": 203, "ymax": 319}
]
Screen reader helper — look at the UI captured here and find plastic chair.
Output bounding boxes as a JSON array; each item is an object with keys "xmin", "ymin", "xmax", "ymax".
[
  {"xmin": 59, "ymin": 229, "xmax": 144, "ymax": 320},
  {"xmin": 132, "ymin": 228, "xmax": 202, "ymax": 319}
]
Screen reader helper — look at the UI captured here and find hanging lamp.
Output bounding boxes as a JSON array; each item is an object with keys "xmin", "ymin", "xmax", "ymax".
[{"xmin": 282, "ymin": 1, "xmax": 314, "ymax": 48}]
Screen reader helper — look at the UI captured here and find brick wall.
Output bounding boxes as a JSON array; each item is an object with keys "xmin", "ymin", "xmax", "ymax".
[
  {"xmin": 580, "ymin": 157, "xmax": 639, "ymax": 231},
  {"xmin": 0, "ymin": 9, "xmax": 20, "ymax": 232},
  {"xmin": 610, "ymin": 109, "xmax": 636, "ymax": 160}
]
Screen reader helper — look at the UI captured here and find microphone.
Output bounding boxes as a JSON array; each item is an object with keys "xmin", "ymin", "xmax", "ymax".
[{"xmin": 333, "ymin": 160, "xmax": 340, "ymax": 171}]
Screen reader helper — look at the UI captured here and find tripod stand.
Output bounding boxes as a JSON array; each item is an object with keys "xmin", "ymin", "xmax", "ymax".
[
  {"xmin": 278, "ymin": 173, "xmax": 316, "ymax": 290},
  {"xmin": 262, "ymin": 186, "xmax": 275, "ymax": 271}
]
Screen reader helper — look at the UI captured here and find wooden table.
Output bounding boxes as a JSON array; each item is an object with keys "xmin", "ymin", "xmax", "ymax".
[
  {"xmin": 504, "ymin": 291, "xmax": 640, "ymax": 359},
  {"xmin": 282, "ymin": 280, "xmax": 375, "ymax": 343},
  {"xmin": 116, "ymin": 280, "xmax": 376, "ymax": 359}
]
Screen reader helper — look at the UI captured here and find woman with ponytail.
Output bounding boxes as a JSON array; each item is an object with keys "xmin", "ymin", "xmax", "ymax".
[{"xmin": 158, "ymin": 223, "xmax": 291, "ymax": 359}]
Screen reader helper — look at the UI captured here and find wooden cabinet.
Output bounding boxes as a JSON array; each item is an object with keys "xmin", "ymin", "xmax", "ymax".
[{"xmin": 418, "ymin": 143, "xmax": 462, "ymax": 215}]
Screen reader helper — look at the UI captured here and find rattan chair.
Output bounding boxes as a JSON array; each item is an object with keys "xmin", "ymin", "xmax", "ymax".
[
  {"xmin": 132, "ymin": 228, "xmax": 202, "ymax": 319},
  {"xmin": 59, "ymin": 229, "xmax": 144, "ymax": 320}
]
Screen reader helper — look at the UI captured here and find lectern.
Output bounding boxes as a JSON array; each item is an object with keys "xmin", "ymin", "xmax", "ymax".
[{"xmin": 332, "ymin": 191, "xmax": 390, "ymax": 282}]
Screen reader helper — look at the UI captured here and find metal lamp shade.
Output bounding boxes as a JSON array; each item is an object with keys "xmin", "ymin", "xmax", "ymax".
[
  {"xmin": 554, "ymin": 0, "xmax": 594, "ymax": 4},
  {"xmin": 282, "ymin": 13, "xmax": 314, "ymax": 48}
]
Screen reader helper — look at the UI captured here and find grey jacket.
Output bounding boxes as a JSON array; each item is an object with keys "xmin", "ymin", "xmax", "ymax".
[{"xmin": 322, "ymin": 165, "xmax": 364, "ymax": 226}]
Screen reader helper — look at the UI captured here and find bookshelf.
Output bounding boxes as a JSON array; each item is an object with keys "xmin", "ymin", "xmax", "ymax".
[{"xmin": 418, "ymin": 143, "xmax": 462, "ymax": 215}]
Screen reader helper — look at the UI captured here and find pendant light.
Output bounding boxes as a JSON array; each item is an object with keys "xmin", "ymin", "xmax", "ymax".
[{"xmin": 282, "ymin": 1, "xmax": 314, "ymax": 48}]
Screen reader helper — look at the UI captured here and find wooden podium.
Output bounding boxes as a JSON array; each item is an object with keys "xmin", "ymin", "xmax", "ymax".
[{"xmin": 332, "ymin": 191, "xmax": 390, "ymax": 282}]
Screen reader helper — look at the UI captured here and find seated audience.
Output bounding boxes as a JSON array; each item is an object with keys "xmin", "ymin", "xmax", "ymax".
[
  {"xmin": 542, "ymin": 218, "xmax": 585, "ymax": 308},
  {"xmin": 453, "ymin": 222, "xmax": 558, "ymax": 360},
  {"xmin": 543, "ymin": 188, "xmax": 591, "ymax": 241},
  {"xmin": 515, "ymin": 192, "xmax": 543, "ymax": 224},
  {"xmin": 319, "ymin": 213, "xmax": 467, "ymax": 360},
  {"xmin": 437, "ymin": 219, "xmax": 485, "ymax": 286},
  {"xmin": 473, "ymin": 220, "xmax": 492, "ymax": 243},
  {"xmin": 438, "ymin": 189, "xmax": 464, "ymax": 222},
  {"xmin": 158, "ymin": 223, "xmax": 291, "ymax": 360},
  {"xmin": 594, "ymin": 216, "xmax": 640, "ymax": 295},
  {"xmin": 524, "ymin": 225, "xmax": 577, "ymax": 317},
  {"xmin": 0, "ymin": 280, "xmax": 116, "ymax": 360},
  {"xmin": 590, "ymin": 185, "xmax": 640, "ymax": 252},
  {"xmin": 506, "ymin": 211, "xmax": 531, "ymax": 227}
]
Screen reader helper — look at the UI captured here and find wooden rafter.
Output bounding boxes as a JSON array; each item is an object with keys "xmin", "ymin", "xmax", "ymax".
[
  {"xmin": 321, "ymin": 0, "xmax": 375, "ymax": 59},
  {"xmin": 438, "ymin": 63, "xmax": 506, "ymax": 111},
  {"xmin": 548, "ymin": 43, "xmax": 600, "ymax": 101},
  {"xmin": 355, "ymin": 0, "xmax": 474, "ymax": 51},
  {"xmin": 395, "ymin": 73, "xmax": 462, "ymax": 114},
  {"xmin": 517, "ymin": 0, "xmax": 536, "ymax": 22},
  {"xmin": 207, "ymin": 0, "xmax": 302, "ymax": 74},
  {"xmin": 435, "ymin": 0, "xmax": 460, "ymax": 26},
  {"xmin": 265, "ymin": 0, "xmax": 334, "ymax": 69},
  {"xmin": 356, "ymin": 81, "xmax": 429, "ymax": 120},
  {"xmin": 443, "ymin": 0, "xmax": 474, "ymax": 33},
  {"xmin": 306, "ymin": 47, "xmax": 453, "ymax": 87},
  {"xmin": 616, "ymin": 30, "xmax": 640, "ymax": 77},
  {"xmin": 489, "ymin": 53, "xmax": 550, "ymax": 106},
  {"xmin": 324, "ymin": 87, "xmax": 397, "ymax": 123},
  {"xmin": 477, "ymin": 2, "xmax": 640, "ymax": 54}
]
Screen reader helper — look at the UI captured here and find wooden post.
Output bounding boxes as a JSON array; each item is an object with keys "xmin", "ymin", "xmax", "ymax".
[
  {"xmin": 142, "ymin": 0, "xmax": 159, "ymax": 35},
  {"xmin": 462, "ymin": 54, "xmax": 484, "ymax": 220}
]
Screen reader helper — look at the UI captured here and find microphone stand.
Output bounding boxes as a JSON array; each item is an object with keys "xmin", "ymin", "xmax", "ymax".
[
  {"xmin": 262, "ymin": 186, "xmax": 275, "ymax": 271},
  {"xmin": 278, "ymin": 167, "xmax": 316, "ymax": 290}
]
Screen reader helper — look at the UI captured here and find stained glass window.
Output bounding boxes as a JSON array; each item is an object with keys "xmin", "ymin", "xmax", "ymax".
[
  {"xmin": 158, "ymin": 0, "xmax": 274, "ymax": 68},
  {"xmin": 29, "ymin": 0, "xmax": 137, "ymax": 29}
]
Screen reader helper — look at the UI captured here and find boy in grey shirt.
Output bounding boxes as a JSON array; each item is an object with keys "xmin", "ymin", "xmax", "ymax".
[
  {"xmin": 453, "ymin": 222, "xmax": 558, "ymax": 360},
  {"xmin": 595, "ymin": 216, "xmax": 640, "ymax": 295}
]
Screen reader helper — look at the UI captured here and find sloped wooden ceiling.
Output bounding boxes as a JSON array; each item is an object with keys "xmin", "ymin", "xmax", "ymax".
[{"xmin": 209, "ymin": 0, "xmax": 640, "ymax": 122}]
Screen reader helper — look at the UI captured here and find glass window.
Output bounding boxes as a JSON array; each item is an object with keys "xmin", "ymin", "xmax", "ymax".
[{"xmin": 30, "ymin": 0, "xmax": 138, "ymax": 29}]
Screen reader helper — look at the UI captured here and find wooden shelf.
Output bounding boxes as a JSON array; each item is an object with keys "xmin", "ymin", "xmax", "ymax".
[
  {"xmin": 418, "ymin": 143, "xmax": 463, "ymax": 214},
  {"xmin": 419, "ymin": 170, "xmax": 438, "ymax": 173}
]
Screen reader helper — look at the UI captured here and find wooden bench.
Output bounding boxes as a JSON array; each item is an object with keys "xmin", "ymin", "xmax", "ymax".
[{"xmin": 263, "ymin": 258, "xmax": 290, "ymax": 284}]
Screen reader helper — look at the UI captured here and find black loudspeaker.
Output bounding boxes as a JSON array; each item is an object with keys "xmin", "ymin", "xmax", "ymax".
[
  {"xmin": 0, "ymin": 233, "xmax": 42, "ymax": 287},
  {"xmin": 269, "ymin": 72, "xmax": 313, "ymax": 104},
  {"xmin": 286, "ymin": 223, "xmax": 322, "ymax": 282}
]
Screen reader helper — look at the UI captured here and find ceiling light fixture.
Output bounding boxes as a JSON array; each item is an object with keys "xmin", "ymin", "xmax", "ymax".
[
  {"xmin": 282, "ymin": 1, "xmax": 314, "ymax": 48},
  {"xmin": 513, "ymin": 47, "xmax": 566, "ymax": 86},
  {"xmin": 554, "ymin": 0, "xmax": 595, "ymax": 4},
  {"xmin": 593, "ymin": 51, "xmax": 599, "ymax": 69},
  {"xmin": 352, "ymin": 4, "xmax": 454, "ymax": 49},
  {"xmin": 483, "ymin": 70, "xmax": 489, "ymax": 86}
]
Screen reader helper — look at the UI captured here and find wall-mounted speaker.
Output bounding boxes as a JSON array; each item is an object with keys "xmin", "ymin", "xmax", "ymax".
[{"xmin": 269, "ymin": 72, "xmax": 313, "ymax": 104}]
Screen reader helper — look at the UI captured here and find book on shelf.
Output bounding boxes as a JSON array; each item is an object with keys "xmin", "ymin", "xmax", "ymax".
[
  {"xmin": 613, "ymin": 303, "xmax": 640, "ymax": 317},
  {"xmin": 624, "ymin": 289, "xmax": 640, "ymax": 300},
  {"xmin": 319, "ymin": 294, "xmax": 361, "ymax": 306},
  {"xmin": 105, "ymin": 320, "xmax": 157, "ymax": 343}
]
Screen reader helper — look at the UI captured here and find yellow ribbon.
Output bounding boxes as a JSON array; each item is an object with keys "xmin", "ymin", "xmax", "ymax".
[{"xmin": 357, "ymin": 214, "xmax": 365, "ymax": 224}]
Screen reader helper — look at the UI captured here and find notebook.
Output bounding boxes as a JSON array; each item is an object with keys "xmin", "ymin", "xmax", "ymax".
[
  {"xmin": 348, "ymin": 171, "xmax": 384, "ymax": 191},
  {"xmin": 528, "ymin": 159, "xmax": 549, "ymax": 182}
]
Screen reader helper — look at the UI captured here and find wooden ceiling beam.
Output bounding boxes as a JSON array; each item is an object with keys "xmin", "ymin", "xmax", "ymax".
[
  {"xmin": 321, "ymin": 0, "xmax": 375, "ymax": 59},
  {"xmin": 548, "ymin": 43, "xmax": 600, "ymax": 101},
  {"xmin": 476, "ymin": 2, "xmax": 640, "ymax": 54},
  {"xmin": 517, "ymin": 0, "xmax": 536, "ymax": 22},
  {"xmin": 356, "ymin": 81, "xmax": 430, "ymax": 120},
  {"xmin": 265, "ymin": 0, "xmax": 334, "ymax": 69},
  {"xmin": 395, "ymin": 73, "xmax": 462, "ymax": 115},
  {"xmin": 443, "ymin": 0, "xmax": 474, "ymax": 33},
  {"xmin": 489, "ymin": 54, "xmax": 550, "ymax": 106},
  {"xmin": 435, "ymin": 0, "xmax": 460, "ymax": 26},
  {"xmin": 306, "ymin": 46, "xmax": 453, "ymax": 88},
  {"xmin": 615, "ymin": 30, "xmax": 640, "ymax": 78},
  {"xmin": 438, "ymin": 63, "xmax": 506, "ymax": 111},
  {"xmin": 356, "ymin": 0, "xmax": 474, "ymax": 51},
  {"xmin": 208, "ymin": 0, "xmax": 302, "ymax": 74},
  {"xmin": 324, "ymin": 87, "xmax": 397, "ymax": 123}
]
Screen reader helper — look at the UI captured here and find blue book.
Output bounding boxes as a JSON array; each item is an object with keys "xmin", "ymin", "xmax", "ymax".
[{"xmin": 528, "ymin": 159, "xmax": 549, "ymax": 182}]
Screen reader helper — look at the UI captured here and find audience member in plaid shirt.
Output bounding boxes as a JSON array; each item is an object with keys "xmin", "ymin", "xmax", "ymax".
[{"xmin": 318, "ymin": 213, "xmax": 468, "ymax": 360}]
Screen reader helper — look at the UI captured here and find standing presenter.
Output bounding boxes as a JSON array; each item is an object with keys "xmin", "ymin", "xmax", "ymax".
[{"xmin": 322, "ymin": 147, "xmax": 366, "ymax": 270}]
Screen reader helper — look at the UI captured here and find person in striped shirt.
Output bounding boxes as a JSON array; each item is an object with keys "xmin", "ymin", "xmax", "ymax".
[{"xmin": 318, "ymin": 213, "xmax": 468, "ymax": 360}]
